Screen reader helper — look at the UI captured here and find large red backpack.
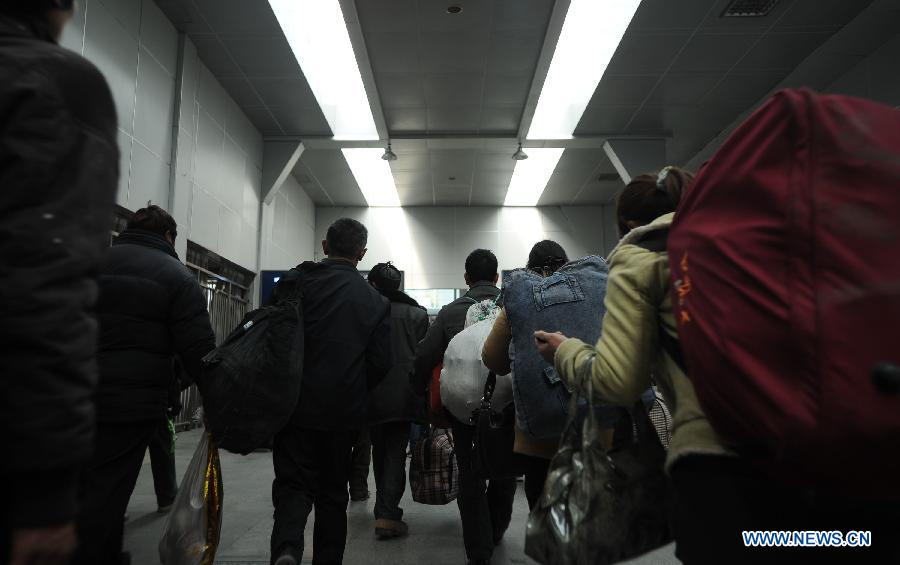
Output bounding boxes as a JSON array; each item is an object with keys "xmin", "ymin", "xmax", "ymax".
[{"xmin": 668, "ymin": 89, "xmax": 900, "ymax": 496}]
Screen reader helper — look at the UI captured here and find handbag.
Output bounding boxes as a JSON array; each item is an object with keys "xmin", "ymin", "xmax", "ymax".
[
  {"xmin": 409, "ymin": 425, "xmax": 459, "ymax": 505},
  {"xmin": 471, "ymin": 371, "xmax": 528, "ymax": 479},
  {"xmin": 159, "ymin": 432, "xmax": 223, "ymax": 565},
  {"xmin": 525, "ymin": 357, "xmax": 673, "ymax": 565}
]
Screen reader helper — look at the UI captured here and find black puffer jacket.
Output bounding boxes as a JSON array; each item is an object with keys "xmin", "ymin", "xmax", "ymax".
[
  {"xmin": 0, "ymin": 15, "xmax": 118, "ymax": 528},
  {"xmin": 368, "ymin": 289, "xmax": 429, "ymax": 425},
  {"xmin": 283, "ymin": 259, "xmax": 393, "ymax": 431},
  {"xmin": 96, "ymin": 230, "xmax": 215, "ymax": 422}
]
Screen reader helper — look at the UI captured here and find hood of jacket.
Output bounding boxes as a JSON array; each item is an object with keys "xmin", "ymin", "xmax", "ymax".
[{"xmin": 608, "ymin": 212, "xmax": 674, "ymax": 262}]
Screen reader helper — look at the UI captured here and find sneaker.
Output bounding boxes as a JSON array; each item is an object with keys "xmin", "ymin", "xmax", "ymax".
[
  {"xmin": 374, "ymin": 518, "xmax": 409, "ymax": 540},
  {"xmin": 273, "ymin": 546, "xmax": 299, "ymax": 565},
  {"xmin": 273, "ymin": 555, "xmax": 298, "ymax": 565}
]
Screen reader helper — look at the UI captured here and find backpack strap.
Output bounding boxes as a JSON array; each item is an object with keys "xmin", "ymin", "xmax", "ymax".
[
  {"xmin": 633, "ymin": 228, "xmax": 689, "ymax": 374},
  {"xmin": 658, "ymin": 327, "xmax": 687, "ymax": 374}
]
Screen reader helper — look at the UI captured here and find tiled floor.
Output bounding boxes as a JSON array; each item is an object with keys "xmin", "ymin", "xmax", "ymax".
[{"xmin": 125, "ymin": 429, "xmax": 679, "ymax": 564}]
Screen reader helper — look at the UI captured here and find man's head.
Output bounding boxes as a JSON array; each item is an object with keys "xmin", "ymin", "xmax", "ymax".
[
  {"xmin": 0, "ymin": 0, "xmax": 75, "ymax": 41},
  {"xmin": 323, "ymin": 218, "xmax": 368, "ymax": 264},
  {"xmin": 128, "ymin": 205, "xmax": 177, "ymax": 244},
  {"xmin": 368, "ymin": 262, "xmax": 402, "ymax": 291},
  {"xmin": 464, "ymin": 249, "xmax": 498, "ymax": 287}
]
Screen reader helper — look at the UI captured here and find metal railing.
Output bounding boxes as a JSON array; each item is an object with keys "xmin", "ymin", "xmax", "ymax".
[{"xmin": 173, "ymin": 264, "xmax": 251, "ymax": 431}]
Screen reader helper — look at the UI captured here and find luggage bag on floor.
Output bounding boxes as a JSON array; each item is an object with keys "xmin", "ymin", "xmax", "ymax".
[
  {"xmin": 668, "ymin": 88, "xmax": 900, "ymax": 495},
  {"xmin": 409, "ymin": 426, "xmax": 459, "ymax": 505}
]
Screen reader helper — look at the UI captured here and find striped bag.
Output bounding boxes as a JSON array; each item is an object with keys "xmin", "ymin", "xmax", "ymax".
[{"xmin": 409, "ymin": 426, "xmax": 459, "ymax": 505}]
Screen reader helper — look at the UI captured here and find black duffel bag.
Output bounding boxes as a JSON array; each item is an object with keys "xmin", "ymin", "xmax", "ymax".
[
  {"xmin": 471, "ymin": 371, "xmax": 528, "ymax": 479},
  {"xmin": 199, "ymin": 268, "xmax": 307, "ymax": 454}
]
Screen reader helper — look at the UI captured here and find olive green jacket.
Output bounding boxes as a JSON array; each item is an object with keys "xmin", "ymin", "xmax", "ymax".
[{"xmin": 553, "ymin": 213, "xmax": 732, "ymax": 470}]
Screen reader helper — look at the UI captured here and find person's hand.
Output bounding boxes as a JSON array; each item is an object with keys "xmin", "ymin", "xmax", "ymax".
[
  {"xmin": 534, "ymin": 331, "xmax": 568, "ymax": 364},
  {"xmin": 10, "ymin": 523, "xmax": 77, "ymax": 565}
]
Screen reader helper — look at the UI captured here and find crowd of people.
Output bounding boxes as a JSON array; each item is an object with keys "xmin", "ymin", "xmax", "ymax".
[{"xmin": 2, "ymin": 2, "xmax": 898, "ymax": 565}]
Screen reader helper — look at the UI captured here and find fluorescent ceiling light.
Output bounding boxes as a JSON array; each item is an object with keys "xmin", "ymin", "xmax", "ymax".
[
  {"xmin": 503, "ymin": 148, "xmax": 564, "ymax": 207},
  {"xmin": 268, "ymin": 0, "xmax": 378, "ymax": 140},
  {"xmin": 342, "ymin": 148, "xmax": 401, "ymax": 207},
  {"xmin": 527, "ymin": 0, "xmax": 641, "ymax": 139}
]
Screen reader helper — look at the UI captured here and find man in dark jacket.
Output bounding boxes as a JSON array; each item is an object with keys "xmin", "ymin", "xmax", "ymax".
[
  {"xmin": 413, "ymin": 249, "xmax": 515, "ymax": 565},
  {"xmin": 271, "ymin": 218, "xmax": 392, "ymax": 565},
  {"xmin": 73, "ymin": 206, "xmax": 216, "ymax": 565},
  {"xmin": 365, "ymin": 262, "xmax": 428, "ymax": 540},
  {"xmin": 0, "ymin": 2, "xmax": 118, "ymax": 564}
]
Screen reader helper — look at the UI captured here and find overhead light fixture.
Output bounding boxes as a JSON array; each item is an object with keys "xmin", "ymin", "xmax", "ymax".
[
  {"xmin": 512, "ymin": 144, "xmax": 529, "ymax": 161},
  {"xmin": 268, "ymin": 0, "xmax": 379, "ymax": 140},
  {"xmin": 503, "ymin": 148, "xmax": 564, "ymax": 207},
  {"xmin": 526, "ymin": 0, "xmax": 641, "ymax": 139},
  {"xmin": 342, "ymin": 148, "xmax": 401, "ymax": 207},
  {"xmin": 381, "ymin": 144, "xmax": 398, "ymax": 161}
]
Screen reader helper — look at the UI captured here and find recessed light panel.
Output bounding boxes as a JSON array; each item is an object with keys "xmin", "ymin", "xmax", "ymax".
[
  {"xmin": 342, "ymin": 148, "xmax": 401, "ymax": 207},
  {"xmin": 268, "ymin": 0, "xmax": 378, "ymax": 140},
  {"xmin": 527, "ymin": 0, "xmax": 642, "ymax": 140},
  {"xmin": 504, "ymin": 148, "xmax": 564, "ymax": 207}
]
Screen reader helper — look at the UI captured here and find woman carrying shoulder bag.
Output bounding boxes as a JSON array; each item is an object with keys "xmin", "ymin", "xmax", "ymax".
[
  {"xmin": 482, "ymin": 240, "xmax": 621, "ymax": 510},
  {"xmin": 534, "ymin": 167, "xmax": 738, "ymax": 565}
]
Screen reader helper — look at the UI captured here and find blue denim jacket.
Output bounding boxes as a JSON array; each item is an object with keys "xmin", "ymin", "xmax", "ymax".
[{"xmin": 504, "ymin": 255, "xmax": 618, "ymax": 438}]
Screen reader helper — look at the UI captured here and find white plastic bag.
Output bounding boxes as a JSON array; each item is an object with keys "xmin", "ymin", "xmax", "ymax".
[
  {"xmin": 158, "ymin": 432, "xmax": 223, "ymax": 565},
  {"xmin": 441, "ymin": 301, "xmax": 513, "ymax": 422}
]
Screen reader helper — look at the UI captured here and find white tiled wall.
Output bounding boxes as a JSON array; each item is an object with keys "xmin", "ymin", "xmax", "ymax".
[
  {"xmin": 314, "ymin": 206, "xmax": 614, "ymax": 290},
  {"xmin": 59, "ymin": 0, "xmax": 314, "ymax": 274},
  {"xmin": 61, "ymin": 0, "xmax": 177, "ymax": 211},
  {"xmin": 825, "ymin": 33, "xmax": 900, "ymax": 109},
  {"xmin": 172, "ymin": 39, "xmax": 264, "ymax": 270},
  {"xmin": 261, "ymin": 175, "xmax": 318, "ymax": 270}
]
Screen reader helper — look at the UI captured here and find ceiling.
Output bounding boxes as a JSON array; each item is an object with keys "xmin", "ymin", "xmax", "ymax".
[{"xmin": 156, "ymin": 0, "xmax": 878, "ymax": 207}]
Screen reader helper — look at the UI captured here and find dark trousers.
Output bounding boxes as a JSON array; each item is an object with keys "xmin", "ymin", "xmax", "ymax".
[
  {"xmin": 271, "ymin": 427, "xmax": 358, "ymax": 565},
  {"xmin": 671, "ymin": 455, "xmax": 900, "ymax": 565},
  {"xmin": 148, "ymin": 418, "xmax": 178, "ymax": 507},
  {"xmin": 349, "ymin": 428, "xmax": 371, "ymax": 497},
  {"xmin": 370, "ymin": 421, "xmax": 411, "ymax": 521},
  {"xmin": 73, "ymin": 420, "xmax": 157, "ymax": 565},
  {"xmin": 450, "ymin": 417, "xmax": 517, "ymax": 561},
  {"xmin": 522, "ymin": 456, "xmax": 551, "ymax": 511}
]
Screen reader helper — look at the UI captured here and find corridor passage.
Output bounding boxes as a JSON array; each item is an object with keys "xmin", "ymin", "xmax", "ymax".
[{"xmin": 124, "ymin": 429, "xmax": 678, "ymax": 565}]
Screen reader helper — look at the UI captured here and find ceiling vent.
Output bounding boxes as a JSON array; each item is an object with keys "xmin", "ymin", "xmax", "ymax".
[
  {"xmin": 596, "ymin": 173, "xmax": 620, "ymax": 182},
  {"xmin": 722, "ymin": 0, "xmax": 779, "ymax": 17}
]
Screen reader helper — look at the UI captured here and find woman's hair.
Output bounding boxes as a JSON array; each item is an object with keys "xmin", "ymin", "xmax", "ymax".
[
  {"xmin": 527, "ymin": 240, "xmax": 568, "ymax": 275},
  {"xmin": 616, "ymin": 166, "xmax": 694, "ymax": 236}
]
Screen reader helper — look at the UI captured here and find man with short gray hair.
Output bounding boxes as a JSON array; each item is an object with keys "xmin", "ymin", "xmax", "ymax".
[{"xmin": 271, "ymin": 217, "xmax": 393, "ymax": 565}]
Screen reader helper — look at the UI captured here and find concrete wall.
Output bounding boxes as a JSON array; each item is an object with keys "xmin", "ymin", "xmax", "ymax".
[
  {"xmin": 261, "ymin": 175, "xmax": 318, "ymax": 270},
  {"xmin": 59, "ymin": 0, "xmax": 316, "ymax": 273},
  {"xmin": 172, "ymin": 39, "xmax": 264, "ymax": 269},
  {"xmin": 61, "ymin": 0, "xmax": 177, "ymax": 212},
  {"xmin": 315, "ymin": 206, "xmax": 617, "ymax": 290}
]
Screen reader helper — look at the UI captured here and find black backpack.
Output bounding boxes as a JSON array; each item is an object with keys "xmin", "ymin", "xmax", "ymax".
[{"xmin": 199, "ymin": 265, "xmax": 312, "ymax": 454}]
